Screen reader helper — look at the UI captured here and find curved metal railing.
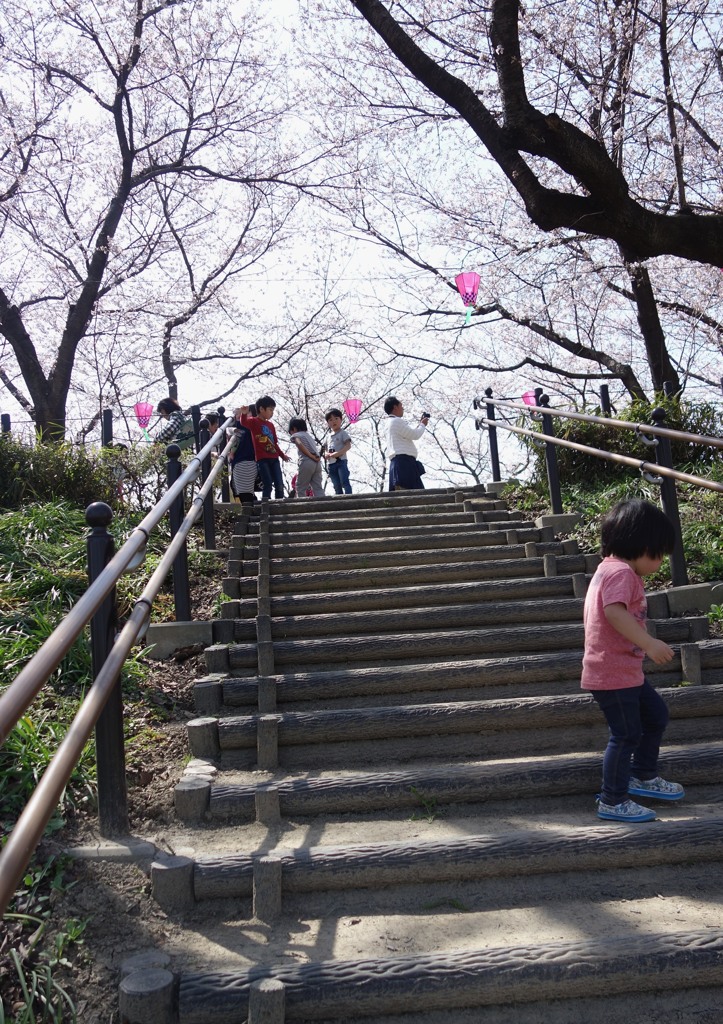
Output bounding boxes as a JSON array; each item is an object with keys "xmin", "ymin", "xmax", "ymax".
[
  {"xmin": 474, "ymin": 390, "xmax": 723, "ymax": 588},
  {"xmin": 0, "ymin": 419, "xmax": 236, "ymax": 915}
]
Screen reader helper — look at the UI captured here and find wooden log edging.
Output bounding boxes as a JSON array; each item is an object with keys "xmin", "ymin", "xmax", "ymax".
[
  {"xmin": 203, "ymin": 742, "xmax": 723, "ymax": 821},
  {"xmin": 243, "ymin": 517, "xmax": 540, "ymax": 549},
  {"xmin": 224, "ymin": 575, "xmax": 578, "ymax": 621},
  {"xmin": 176, "ymin": 929, "xmax": 723, "ymax": 1022},
  {"xmin": 226, "ymin": 617, "xmax": 702, "ymax": 671},
  {"xmin": 216, "ymin": 645, "xmax": 712, "ymax": 709},
  {"xmin": 242, "ymin": 540, "xmax": 569, "ymax": 576},
  {"xmin": 241, "ymin": 527, "xmax": 547, "ymax": 558},
  {"xmin": 210, "ymin": 685, "xmax": 723, "ymax": 752},
  {"xmin": 236, "ymin": 554, "xmax": 597, "ymax": 595},
  {"xmin": 237, "ymin": 596, "xmax": 585, "ymax": 642},
  {"xmin": 184, "ymin": 815, "xmax": 723, "ymax": 903}
]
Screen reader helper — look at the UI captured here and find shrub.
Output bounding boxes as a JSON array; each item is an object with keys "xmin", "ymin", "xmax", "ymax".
[
  {"xmin": 0, "ymin": 434, "xmax": 180, "ymax": 512},
  {"xmin": 521, "ymin": 395, "xmax": 723, "ymax": 488}
]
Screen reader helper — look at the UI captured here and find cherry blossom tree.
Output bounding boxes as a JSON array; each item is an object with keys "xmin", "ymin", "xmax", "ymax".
[
  {"xmin": 300, "ymin": 0, "xmax": 721, "ymax": 402},
  {"xmin": 0, "ymin": 0, "xmax": 338, "ymax": 438}
]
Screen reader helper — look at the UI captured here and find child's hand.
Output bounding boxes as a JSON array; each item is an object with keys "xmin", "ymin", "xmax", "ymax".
[
  {"xmin": 237, "ymin": 405, "xmax": 249, "ymax": 416},
  {"xmin": 645, "ymin": 638, "xmax": 675, "ymax": 664},
  {"xmin": 325, "ymin": 452, "xmax": 337, "ymax": 460},
  {"xmin": 281, "ymin": 452, "xmax": 292, "ymax": 462}
]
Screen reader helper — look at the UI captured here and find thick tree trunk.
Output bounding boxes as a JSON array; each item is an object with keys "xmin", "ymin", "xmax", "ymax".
[{"xmin": 627, "ymin": 262, "xmax": 681, "ymax": 395}]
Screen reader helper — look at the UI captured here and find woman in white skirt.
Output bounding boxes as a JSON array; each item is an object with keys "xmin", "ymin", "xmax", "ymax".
[{"xmin": 230, "ymin": 405, "xmax": 258, "ymax": 504}]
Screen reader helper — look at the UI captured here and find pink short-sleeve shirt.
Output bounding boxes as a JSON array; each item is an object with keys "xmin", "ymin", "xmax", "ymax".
[{"xmin": 581, "ymin": 556, "xmax": 647, "ymax": 691}]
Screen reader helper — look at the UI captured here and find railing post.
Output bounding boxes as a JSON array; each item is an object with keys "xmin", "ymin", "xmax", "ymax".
[
  {"xmin": 101, "ymin": 409, "xmax": 113, "ymax": 447},
  {"xmin": 218, "ymin": 407, "xmax": 231, "ymax": 503},
  {"xmin": 599, "ymin": 385, "xmax": 611, "ymax": 416},
  {"xmin": 191, "ymin": 404, "xmax": 201, "ymax": 453},
  {"xmin": 483, "ymin": 388, "xmax": 501, "ymax": 482},
  {"xmin": 198, "ymin": 419, "xmax": 216, "ymax": 550},
  {"xmin": 651, "ymin": 407, "xmax": 689, "ymax": 587},
  {"xmin": 538, "ymin": 394, "xmax": 563, "ymax": 514},
  {"xmin": 2, "ymin": 413, "xmax": 11, "ymax": 433},
  {"xmin": 86, "ymin": 502, "xmax": 129, "ymax": 837},
  {"xmin": 167, "ymin": 444, "xmax": 192, "ymax": 620}
]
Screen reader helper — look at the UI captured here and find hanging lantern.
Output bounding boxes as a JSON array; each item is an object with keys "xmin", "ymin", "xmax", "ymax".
[
  {"xmin": 343, "ymin": 398, "xmax": 363, "ymax": 423},
  {"xmin": 134, "ymin": 402, "xmax": 154, "ymax": 427},
  {"xmin": 134, "ymin": 401, "xmax": 154, "ymax": 442},
  {"xmin": 455, "ymin": 272, "xmax": 480, "ymax": 325},
  {"xmin": 522, "ymin": 391, "xmax": 538, "ymax": 406}
]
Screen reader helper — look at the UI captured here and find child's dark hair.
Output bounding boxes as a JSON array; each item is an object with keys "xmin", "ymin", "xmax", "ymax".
[
  {"xmin": 157, "ymin": 397, "xmax": 181, "ymax": 415},
  {"xmin": 325, "ymin": 408, "xmax": 343, "ymax": 421},
  {"xmin": 600, "ymin": 499, "xmax": 675, "ymax": 560},
  {"xmin": 384, "ymin": 395, "xmax": 400, "ymax": 415},
  {"xmin": 256, "ymin": 395, "xmax": 276, "ymax": 412},
  {"xmin": 289, "ymin": 417, "xmax": 307, "ymax": 432}
]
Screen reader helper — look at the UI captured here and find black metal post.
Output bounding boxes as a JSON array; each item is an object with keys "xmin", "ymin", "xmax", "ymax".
[
  {"xmin": 1, "ymin": 413, "xmax": 10, "ymax": 433},
  {"xmin": 483, "ymin": 388, "xmax": 501, "ymax": 482},
  {"xmin": 86, "ymin": 502, "xmax": 128, "ymax": 837},
  {"xmin": 650, "ymin": 407, "xmax": 689, "ymax": 587},
  {"xmin": 167, "ymin": 444, "xmax": 192, "ymax": 620},
  {"xmin": 198, "ymin": 420, "xmax": 216, "ymax": 550},
  {"xmin": 599, "ymin": 385, "xmax": 611, "ymax": 416},
  {"xmin": 191, "ymin": 404, "xmax": 201, "ymax": 453},
  {"xmin": 538, "ymin": 394, "xmax": 563, "ymax": 514},
  {"xmin": 101, "ymin": 409, "xmax": 113, "ymax": 447},
  {"xmin": 218, "ymin": 407, "xmax": 230, "ymax": 503}
]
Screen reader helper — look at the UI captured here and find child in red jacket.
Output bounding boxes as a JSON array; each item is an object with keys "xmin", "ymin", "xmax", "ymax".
[{"xmin": 239, "ymin": 396, "xmax": 291, "ymax": 499}]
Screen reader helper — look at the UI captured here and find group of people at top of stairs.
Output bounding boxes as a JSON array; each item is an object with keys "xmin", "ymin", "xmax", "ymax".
[
  {"xmin": 584, "ymin": 498, "xmax": 685, "ymax": 823},
  {"xmin": 154, "ymin": 392, "xmax": 431, "ymax": 500}
]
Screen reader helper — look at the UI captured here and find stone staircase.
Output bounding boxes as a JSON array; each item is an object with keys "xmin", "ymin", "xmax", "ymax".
[{"xmin": 126, "ymin": 486, "xmax": 723, "ymax": 1023}]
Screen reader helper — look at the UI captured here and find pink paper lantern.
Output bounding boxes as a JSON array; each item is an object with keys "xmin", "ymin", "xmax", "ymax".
[
  {"xmin": 455, "ymin": 272, "xmax": 480, "ymax": 306},
  {"xmin": 522, "ymin": 391, "xmax": 538, "ymax": 406},
  {"xmin": 134, "ymin": 401, "xmax": 154, "ymax": 428},
  {"xmin": 343, "ymin": 398, "xmax": 363, "ymax": 423}
]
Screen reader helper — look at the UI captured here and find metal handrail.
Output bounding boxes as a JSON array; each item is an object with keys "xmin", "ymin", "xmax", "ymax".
[
  {"xmin": 0, "ymin": 422, "xmax": 232, "ymax": 746},
  {"xmin": 475, "ymin": 415, "xmax": 723, "ymax": 494},
  {"xmin": 0, "ymin": 422, "xmax": 235, "ymax": 916},
  {"xmin": 477, "ymin": 397, "xmax": 723, "ymax": 450}
]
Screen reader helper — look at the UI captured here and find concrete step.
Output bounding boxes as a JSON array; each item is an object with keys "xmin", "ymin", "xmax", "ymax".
[
  {"xmin": 264, "ymin": 487, "xmax": 489, "ymax": 517},
  {"xmin": 220, "ymin": 575, "xmax": 582, "ymax": 620},
  {"xmin": 187, "ymin": 685, "xmax": 723, "ymax": 769},
  {"xmin": 200, "ymin": 639, "xmax": 723, "ymax": 712},
  {"xmin": 226, "ymin": 553, "xmax": 597, "ymax": 598},
  {"xmin": 242, "ymin": 513, "xmax": 529, "ymax": 544},
  {"xmin": 147, "ymin": 928, "xmax": 723, "ymax": 1023},
  {"xmin": 263, "ymin": 509, "xmax": 484, "ymax": 533},
  {"xmin": 173, "ymin": 740, "xmax": 723, "ymax": 824},
  {"xmin": 197, "ymin": 651, "xmax": 589, "ymax": 712},
  {"xmin": 237, "ymin": 526, "xmax": 550, "ymax": 558},
  {"xmin": 229, "ymin": 596, "xmax": 585, "ymax": 642},
  {"xmin": 238, "ymin": 540, "xmax": 576, "ymax": 577},
  {"xmin": 223, "ymin": 617, "xmax": 705, "ymax": 674},
  {"xmin": 152, "ymin": 812, "xmax": 723, "ymax": 912}
]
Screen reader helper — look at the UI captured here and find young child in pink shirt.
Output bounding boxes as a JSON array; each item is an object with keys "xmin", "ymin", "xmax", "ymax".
[{"xmin": 582, "ymin": 499, "xmax": 684, "ymax": 822}]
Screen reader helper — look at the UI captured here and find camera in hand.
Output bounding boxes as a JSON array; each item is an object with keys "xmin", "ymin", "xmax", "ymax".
[{"xmin": 421, "ymin": 411, "xmax": 430, "ymax": 419}]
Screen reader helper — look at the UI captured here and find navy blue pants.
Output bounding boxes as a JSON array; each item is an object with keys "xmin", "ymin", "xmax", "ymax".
[
  {"xmin": 590, "ymin": 679, "xmax": 669, "ymax": 805},
  {"xmin": 256, "ymin": 458, "xmax": 284, "ymax": 499}
]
